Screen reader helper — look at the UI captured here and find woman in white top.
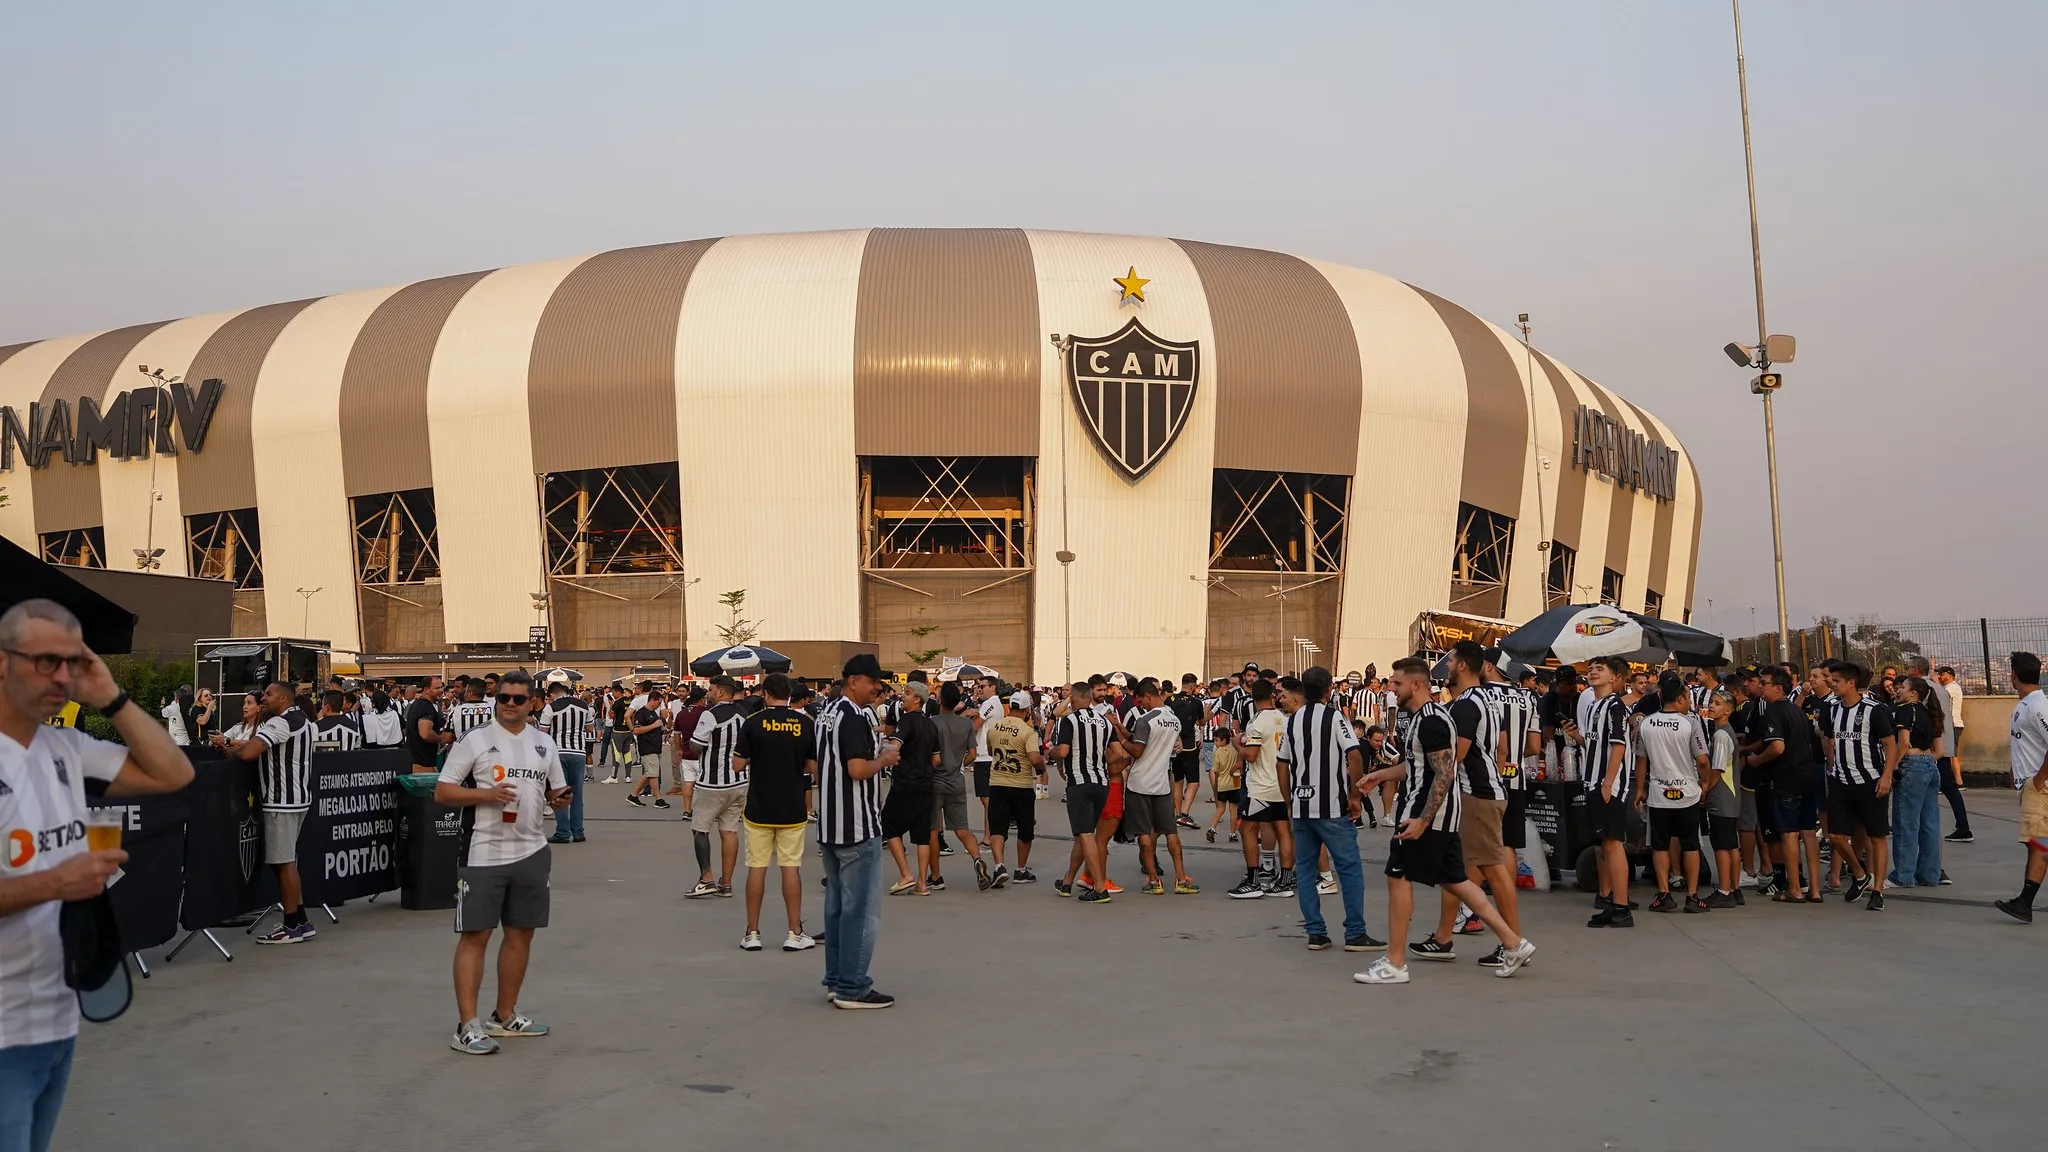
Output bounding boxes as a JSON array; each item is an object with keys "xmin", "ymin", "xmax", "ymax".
[
  {"xmin": 361, "ymin": 690, "xmax": 405, "ymax": 747},
  {"xmin": 162, "ymin": 690, "xmax": 191, "ymax": 745}
]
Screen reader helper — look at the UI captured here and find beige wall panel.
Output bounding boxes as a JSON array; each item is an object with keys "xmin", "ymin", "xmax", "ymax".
[
  {"xmin": 0, "ymin": 335, "xmax": 94, "ymax": 548},
  {"xmin": 1409, "ymin": 288, "xmax": 1527, "ymax": 519},
  {"xmin": 1483, "ymin": 320, "xmax": 1558, "ymax": 624},
  {"xmin": 673, "ymin": 230, "xmax": 868, "ymax": 655},
  {"xmin": 1618, "ymin": 398, "xmax": 1678, "ymax": 612},
  {"xmin": 1307, "ymin": 260, "xmax": 1468, "ymax": 672},
  {"xmin": 251, "ymin": 286, "xmax": 404, "ymax": 653},
  {"xmin": 1173, "ymin": 240, "xmax": 1362, "ymax": 476},
  {"xmin": 1583, "ymin": 379, "xmax": 1657, "ymax": 612},
  {"xmin": 100, "ymin": 313, "xmax": 241, "ymax": 578},
  {"xmin": 529, "ymin": 239, "xmax": 716, "ymax": 473},
  {"xmin": 1532, "ymin": 351, "xmax": 1590, "ymax": 555},
  {"xmin": 33, "ymin": 322, "xmax": 171, "ymax": 534},
  {"xmin": 853, "ymin": 228, "xmax": 1040, "ymax": 457},
  {"xmin": 1683, "ymin": 451, "xmax": 1704, "ymax": 619},
  {"xmin": 339, "ymin": 271, "xmax": 493, "ymax": 498},
  {"xmin": 1026, "ymin": 231, "xmax": 1214, "ymax": 683},
  {"xmin": 1552, "ymin": 363, "xmax": 1614, "ymax": 602},
  {"xmin": 178, "ymin": 300, "xmax": 319, "ymax": 516},
  {"xmin": 428, "ymin": 256, "xmax": 591, "ymax": 643}
]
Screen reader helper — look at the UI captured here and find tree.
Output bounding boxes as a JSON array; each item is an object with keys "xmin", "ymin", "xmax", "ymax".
[
  {"xmin": 714, "ymin": 589, "xmax": 761, "ymax": 646},
  {"xmin": 1849, "ymin": 616, "xmax": 1923, "ymax": 672},
  {"xmin": 904, "ymin": 609, "xmax": 946, "ymax": 670}
]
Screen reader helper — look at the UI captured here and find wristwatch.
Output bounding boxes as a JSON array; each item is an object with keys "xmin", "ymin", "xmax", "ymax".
[{"xmin": 99, "ymin": 690, "xmax": 132, "ymax": 716}]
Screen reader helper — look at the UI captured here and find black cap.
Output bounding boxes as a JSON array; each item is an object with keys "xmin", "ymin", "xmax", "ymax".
[
  {"xmin": 1243, "ymin": 661, "xmax": 1260, "ymax": 673},
  {"xmin": 1481, "ymin": 646, "xmax": 1505, "ymax": 668},
  {"xmin": 842, "ymin": 653, "xmax": 894, "ymax": 681}
]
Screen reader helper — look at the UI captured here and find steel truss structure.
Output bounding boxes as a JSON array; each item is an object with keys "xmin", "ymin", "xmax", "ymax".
[
  {"xmin": 1208, "ymin": 469, "xmax": 1348, "ymax": 575},
  {"xmin": 187, "ymin": 509, "xmax": 263, "ymax": 589},
  {"xmin": 861, "ymin": 457, "xmax": 1033, "ymax": 576},
  {"xmin": 40, "ymin": 527, "xmax": 105, "ymax": 569},
  {"xmin": 1545, "ymin": 540, "xmax": 1577, "ymax": 609},
  {"xmin": 542, "ymin": 465, "xmax": 684, "ymax": 577},
  {"xmin": 352, "ymin": 490, "xmax": 440, "ymax": 586},
  {"xmin": 1448, "ymin": 502, "xmax": 1515, "ymax": 619}
]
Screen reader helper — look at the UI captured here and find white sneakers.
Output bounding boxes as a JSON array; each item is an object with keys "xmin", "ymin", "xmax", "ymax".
[
  {"xmin": 1317, "ymin": 871, "xmax": 1338, "ymax": 895},
  {"xmin": 741, "ymin": 930, "xmax": 763, "ymax": 951},
  {"xmin": 1493, "ymin": 938, "xmax": 1537, "ymax": 977},
  {"xmin": 783, "ymin": 930, "xmax": 816, "ymax": 952},
  {"xmin": 1356, "ymin": 939, "xmax": 1536, "ymax": 984}
]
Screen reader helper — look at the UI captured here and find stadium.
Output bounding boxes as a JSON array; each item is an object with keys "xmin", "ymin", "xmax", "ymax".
[{"xmin": 0, "ymin": 228, "xmax": 1700, "ymax": 683}]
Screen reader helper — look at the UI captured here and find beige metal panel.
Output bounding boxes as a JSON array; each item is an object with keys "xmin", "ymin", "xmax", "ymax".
[
  {"xmin": 1409, "ymin": 287, "xmax": 1526, "ymax": 519},
  {"xmin": 1583, "ymin": 379, "xmax": 1658, "ymax": 612},
  {"xmin": 1682, "ymin": 450, "xmax": 1704, "ymax": 620},
  {"xmin": 853, "ymin": 228, "xmax": 1040, "ymax": 457},
  {"xmin": 251, "ymin": 286, "xmax": 405, "ymax": 653},
  {"xmin": 1172, "ymin": 240, "xmax": 1362, "ymax": 476},
  {"xmin": 529, "ymin": 240, "xmax": 715, "ymax": 474},
  {"xmin": 1531, "ymin": 350, "xmax": 1589, "ymax": 554},
  {"xmin": 0, "ymin": 344, "xmax": 28, "ymax": 371},
  {"xmin": 1026, "ymin": 231, "xmax": 1214, "ymax": 683},
  {"xmin": 178, "ymin": 300, "xmax": 319, "ymax": 516},
  {"xmin": 674, "ymin": 230, "xmax": 867, "ymax": 654},
  {"xmin": 1481, "ymin": 320, "xmax": 1559, "ymax": 624},
  {"xmin": 338, "ymin": 271, "xmax": 493, "ymax": 498},
  {"xmin": 0, "ymin": 335, "xmax": 94, "ymax": 548},
  {"xmin": 1617, "ymin": 396, "xmax": 1677, "ymax": 611},
  {"xmin": 428, "ymin": 255, "xmax": 591, "ymax": 643},
  {"xmin": 32, "ymin": 322, "xmax": 170, "ymax": 534},
  {"xmin": 1622, "ymin": 398, "xmax": 1701, "ymax": 621},
  {"xmin": 99, "ymin": 313, "xmax": 242, "ymax": 578},
  {"xmin": 1550, "ymin": 363, "xmax": 1612, "ymax": 602},
  {"xmin": 1306, "ymin": 259, "xmax": 1468, "ymax": 672}
]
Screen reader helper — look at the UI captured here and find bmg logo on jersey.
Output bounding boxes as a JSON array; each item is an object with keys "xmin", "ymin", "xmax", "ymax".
[{"xmin": 3, "ymin": 819, "xmax": 87, "ymax": 869}]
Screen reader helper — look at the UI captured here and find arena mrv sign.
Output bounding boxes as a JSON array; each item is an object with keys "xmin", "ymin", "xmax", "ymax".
[
  {"xmin": 1572, "ymin": 403, "xmax": 1677, "ymax": 502},
  {"xmin": 0, "ymin": 378, "xmax": 225, "ymax": 472}
]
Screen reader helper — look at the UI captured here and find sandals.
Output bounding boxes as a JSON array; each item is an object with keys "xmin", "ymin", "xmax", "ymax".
[
  {"xmin": 888, "ymin": 878, "xmax": 917, "ymax": 896},
  {"xmin": 1771, "ymin": 892, "xmax": 1801, "ymax": 904}
]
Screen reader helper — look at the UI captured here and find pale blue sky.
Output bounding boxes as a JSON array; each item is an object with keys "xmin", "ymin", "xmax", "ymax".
[{"xmin": 4, "ymin": 1, "xmax": 2040, "ymax": 628}]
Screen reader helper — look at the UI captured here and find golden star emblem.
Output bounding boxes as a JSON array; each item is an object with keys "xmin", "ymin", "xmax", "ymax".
[{"xmin": 1113, "ymin": 266, "xmax": 1149, "ymax": 303}]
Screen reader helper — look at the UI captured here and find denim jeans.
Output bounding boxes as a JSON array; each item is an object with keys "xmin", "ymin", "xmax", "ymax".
[
  {"xmin": 821, "ymin": 837, "xmax": 885, "ymax": 999},
  {"xmin": 553, "ymin": 752, "xmax": 586, "ymax": 838},
  {"xmin": 1889, "ymin": 754, "xmax": 1942, "ymax": 886},
  {"xmin": 1291, "ymin": 817, "xmax": 1368, "ymax": 940},
  {"xmin": 0, "ymin": 1037, "xmax": 74, "ymax": 1152}
]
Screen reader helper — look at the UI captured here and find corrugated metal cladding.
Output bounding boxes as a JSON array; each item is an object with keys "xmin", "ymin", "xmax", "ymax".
[
  {"xmin": 337, "ymin": 271, "xmax": 491, "ymax": 498},
  {"xmin": 1410, "ymin": 288, "xmax": 1527, "ymax": 518},
  {"xmin": 34, "ymin": 321, "xmax": 169, "ymax": 534},
  {"xmin": 1532, "ymin": 350, "xmax": 1587, "ymax": 552},
  {"xmin": 853, "ymin": 228, "xmax": 1039, "ymax": 456},
  {"xmin": 528, "ymin": 239, "xmax": 716, "ymax": 473},
  {"xmin": 1174, "ymin": 239, "xmax": 1363, "ymax": 476},
  {"xmin": 1581, "ymin": 377, "xmax": 1634, "ymax": 574},
  {"xmin": 1685, "ymin": 451, "xmax": 1704, "ymax": 612},
  {"xmin": 177, "ymin": 299, "xmax": 317, "ymax": 516},
  {"xmin": 1620, "ymin": 397, "xmax": 1676, "ymax": 596}
]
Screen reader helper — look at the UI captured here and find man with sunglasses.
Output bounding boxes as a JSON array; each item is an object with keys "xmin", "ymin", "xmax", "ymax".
[
  {"xmin": 1, "ymin": 600, "xmax": 193, "ymax": 1152},
  {"xmin": 436, "ymin": 671, "xmax": 572, "ymax": 1054}
]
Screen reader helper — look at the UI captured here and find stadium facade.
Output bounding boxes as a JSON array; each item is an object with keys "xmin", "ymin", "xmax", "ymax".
[{"xmin": 0, "ymin": 229, "xmax": 1700, "ymax": 683}]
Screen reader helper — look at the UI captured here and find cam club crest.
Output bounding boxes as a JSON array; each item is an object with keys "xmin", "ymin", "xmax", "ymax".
[{"xmin": 1065, "ymin": 318, "xmax": 1200, "ymax": 480}]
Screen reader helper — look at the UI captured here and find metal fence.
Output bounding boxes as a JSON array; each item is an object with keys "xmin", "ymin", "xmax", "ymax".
[{"xmin": 1728, "ymin": 617, "xmax": 2048, "ymax": 695}]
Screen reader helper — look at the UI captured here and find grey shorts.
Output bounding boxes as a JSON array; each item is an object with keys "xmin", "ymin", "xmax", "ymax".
[
  {"xmin": 1738, "ymin": 787, "xmax": 1759, "ymax": 832},
  {"xmin": 456, "ymin": 846, "xmax": 552, "ymax": 932},
  {"xmin": 930, "ymin": 780, "xmax": 970, "ymax": 831},
  {"xmin": 1122, "ymin": 791, "xmax": 1177, "ymax": 838},
  {"xmin": 263, "ymin": 809, "xmax": 305, "ymax": 865}
]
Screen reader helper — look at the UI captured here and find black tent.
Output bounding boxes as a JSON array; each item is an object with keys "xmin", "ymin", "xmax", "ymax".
[{"xmin": 0, "ymin": 535, "xmax": 139, "ymax": 654}]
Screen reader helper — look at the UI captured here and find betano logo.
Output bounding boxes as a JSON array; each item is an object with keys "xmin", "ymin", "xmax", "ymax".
[
  {"xmin": 1573, "ymin": 615, "xmax": 1627, "ymax": 638},
  {"xmin": 6, "ymin": 828, "xmax": 34, "ymax": 869},
  {"xmin": 491, "ymin": 764, "xmax": 507, "ymax": 782}
]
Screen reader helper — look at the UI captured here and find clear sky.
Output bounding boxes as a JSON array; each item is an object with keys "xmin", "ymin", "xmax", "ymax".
[{"xmin": 4, "ymin": 1, "xmax": 2040, "ymax": 631}]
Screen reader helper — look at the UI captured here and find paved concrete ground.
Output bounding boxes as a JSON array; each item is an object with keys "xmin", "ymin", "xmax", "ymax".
[{"xmin": 66, "ymin": 786, "xmax": 2039, "ymax": 1152}]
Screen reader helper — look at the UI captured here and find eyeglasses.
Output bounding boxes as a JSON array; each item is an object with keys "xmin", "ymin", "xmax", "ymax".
[
  {"xmin": 496, "ymin": 693, "xmax": 530, "ymax": 705},
  {"xmin": 4, "ymin": 649, "xmax": 94, "ymax": 677}
]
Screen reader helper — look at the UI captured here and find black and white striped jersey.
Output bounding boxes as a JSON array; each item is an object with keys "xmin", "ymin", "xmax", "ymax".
[
  {"xmin": 1278, "ymin": 701, "xmax": 1360, "ymax": 820},
  {"xmin": 1689, "ymin": 684, "xmax": 1714, "ymax": 715},
  {"xmin": 816, "ymin": 696, "xmax": 881, "ymax": 846},
  {"xmin": 1220, "ymin": 685, "xmax": 1254, "ymax": 732},
  {"xmin": 1355, "ymin": 687, "xmax": 1385, "ymax": 729},
  {"xmin": 450, "ymin": 700, "xmax": 493, "ymax": 740},
  {"xmin": 691, "ymin": 701, "xmax": 749, "ymax": 789},
  {"xmin": 1395, "ymin": 702, "xmax": 1460, "ymax": 832},
  {"xmin": 1581, "ymin": 692, "xmax": 1634, "ymax": 802},
  {"xmin": 1447, "ymin": 686, "xmax": 1504, "ymax": 799},
  {"xmin": 541, "ymin": 697, "xmax": 591, "ymax": 754},
  {"xmin": 1823, "ymin": 694, "xmax": 1896, "ymax": 785},
  {"xmin": 1053, "ymin": 708, "xmax": 1112, "ymax": 787},
  {"xmin": 1483, "ymin": 682, "xmax": 1536, "ymax": 788},
  {"xmin": 314, "ymin": 714, "xmax": 363, "ymax": 751},
  {"xmin": 254, "ymin": 709, "xmax": 314, "ymax": 813}
]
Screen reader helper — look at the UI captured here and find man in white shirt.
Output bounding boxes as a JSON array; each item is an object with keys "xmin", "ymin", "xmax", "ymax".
[
  {"xmin": 436, "ymin": 670, "xmax": 571, "ymax": 1054},
  {"xmin": 970, "ymin": 678, "xmax": 1002, "ymax": 835},
  {"xmin": 1995, "ymin": 652, "xmax": 2048, "ymax": 924},
  {"xmin": 0, "ymin": 600, "xmax": 193, "ymax": 1152},
  {"xmin": 1115, "ymin": 679, "xmax": 1197, "ymax": 895}
]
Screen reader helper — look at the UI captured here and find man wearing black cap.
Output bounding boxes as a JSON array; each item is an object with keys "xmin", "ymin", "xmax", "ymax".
[{"xmin": 818, "ymin": 653, "xmax": 901, "ymax": 1008}]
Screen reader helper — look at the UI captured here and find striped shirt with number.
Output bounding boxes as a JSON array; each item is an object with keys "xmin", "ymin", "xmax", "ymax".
[
  {"xmin": 1053, "ymin": 708, "xmax": 1112, "ymax": 787},
  {"xmin": 254, "ymin": 709, "xmax": 315, "ymax": 812},
  {"xmin": 691, "ymin": 701, "xmax": 749, "ymax": 789},
  {"xmin": 1824, "ymin": 694, "xmax": 1896, "ymax": 786},
  {"xmin": 1395, "ymin": 702, "xmax": 1460, "ymax": 832},
  {"xmin": 816, "ymin": 696, "xmax": 881, "ymax": 845},
  {"xmin": 315, "ymin": 715, "xmax": 364, "ymax": 751},
  {"xmin": 542, "ymin": 697, "xmax": 591, "ymax": 754},
  {"xmin": 1447, "ymin": 686, "xmax": 1505, "ymax": 799},
  {"xmin": 1484, "ymin": 682, "xmax": 1536, "ymax": 789},
  {"xmin": 1581, "ymin": 693, "xmax": 1634, "ymax": 802},
  {"xmin": 1278, "ymin": 700, "xmax": 1360, "ymax": 820},
  {"xmin": 450, "ymin": 700, "xmax": 493, "ymax": 739}
]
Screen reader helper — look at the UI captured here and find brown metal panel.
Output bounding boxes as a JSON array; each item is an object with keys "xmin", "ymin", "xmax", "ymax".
[
  {"xmin": 1532, "ymin": 351, "xmax": 1587, "ymax": 552},
  {"xmin": 34, "ymin": 322, "xmax": 170, "ymax": 533},
  {"xmin": 1618, "ymin": 398, "xmax": 1675, "ymax": 600},
  {"xmin": 1409, "ymin": 288, "xmax": 1527, "ymax": 517},
  {"xmin": 1176, "ymin": 240, "xmax": 1362, "ymax": 476},
  {"xmin": 853, "ymin": 228, "xmax": 1040, "ymax": 456},
  {"xmin": 178, "ymin": 299, "xmax": 319, "ymax": 516},
  {"xmin": 528, "ymin": 240, "xmax": 716, "ymax": 473},
  {"xmin": 1579, "ymin": 377, "xmax": 1634, "ymax": 574},
  {"xmin": 0, "ymin": 343, "xmax": 30, "ymax": 370},
  {"xmin": 338, "ymin": 271, "xmax": 491, "ymax": 498}
]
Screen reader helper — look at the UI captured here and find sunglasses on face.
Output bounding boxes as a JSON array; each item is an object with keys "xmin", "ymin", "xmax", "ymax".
[
  {"xmin": 497, "ymin": 693, "xmax": 530, "ymax": 705},
  {"xmin": 5, "ymin": 649, "xmax": 93, "ymax": 677}
]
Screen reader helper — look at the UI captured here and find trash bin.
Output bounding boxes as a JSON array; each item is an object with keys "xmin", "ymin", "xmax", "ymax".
[{"xmin": 394, "ymin": 772, "xmax": 463, "ymax": 910}]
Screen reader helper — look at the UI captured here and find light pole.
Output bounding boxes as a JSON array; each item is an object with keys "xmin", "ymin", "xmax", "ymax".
[
  {"xmin": 133, "ymin": 365, "xmax": 175, "ymax": 571},
  {"xmin": 1050, "ymin": 333, "xmax": 1077, "ymax": 684},
  {"xmin": 1516, "ymin": 313, "xmax": 1552, "ymax": 563},
  {"xmin": 1726, "ymin": 0, "xmax": 1794, "ymax": 663},
  {"xmin": 294, "ymin": 587, "xmax": 321, "ymax": 636}
]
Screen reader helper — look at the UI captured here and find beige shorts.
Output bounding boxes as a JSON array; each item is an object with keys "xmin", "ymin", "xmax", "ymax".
[
  {"xmin": 745, "ymin": 821, "xmax": 806, "ymax": 868},
  {"xmin": 2020, "ymin": 782, "xmax": 2048, "ymax": 847},
  {"xmin": 1459, "ymin": 795, "xmax": 1508, "ymax": 870},
  {"xmin": 691, "ymin": 784, "xmax": 747, "ymax": 834}
]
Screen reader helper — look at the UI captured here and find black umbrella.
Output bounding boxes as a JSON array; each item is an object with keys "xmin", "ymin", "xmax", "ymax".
[
  {"xmin": 1499, "ymin": 604, "xmax": 1729, "ymax": 668},
  {"xmin": 0, "ymin": 536, "xmax": 138, "ymax": 653},
  {"xmin": 688, "ymin": 645, "xmax": 793, "ymax": 677}
]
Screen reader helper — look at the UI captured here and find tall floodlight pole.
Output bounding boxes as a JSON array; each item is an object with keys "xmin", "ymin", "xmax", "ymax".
[
  {"xmin": 1051, "ymin": 334, "xmax": 1076, "ymax": 684},
  {"xmin": 1733, "ymin": 0, "xmax": 1790, "ymax": 662}
]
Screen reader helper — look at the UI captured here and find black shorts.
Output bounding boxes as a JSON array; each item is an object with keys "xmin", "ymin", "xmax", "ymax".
[
  {"xmin": 1066, "ymin": 783, "xmax": 1109, "ymax": 835},
  {"xmin": 1385, "ymin": 829, "xmax": 1466, "ymax": 888},
  {"xmin": 1771, "ymin": 787, "xmax": 1819, "ymax": 832},
  {"xmin": 455, "ymin": 846, "xmax": 551, "ymax": 932},
  {"xmin": 1826, "ymin": 779, "xmax": 1891, "ymax": 838},
  {"xmin": 1648, "ymin": 805, "xmax": 1702, "ymax": 852},
  {"xmin": 1212, "ymin": 788, "xmax": 1243, "ymax": 807},
  {"xmin": 1751, "ymin": 781, "xmax": 1778, "ymax": 836},
  {"xmin": 986, "ymin": 785, "xmax": 1037, "ymax": 842},
  {"xmin": 1589, "ymin": 794, "xmax": 1632, "ymax": 843},
  {"xmin": 881, "ymin": 787, "xmax": 933, "ymax": 844},
  {"xmin": 1501, "ymin": 789, "xmax": 1528, "ymax": 850},
  {"xmin": 1708, "ymin": 813, "xmax": 1740, "ymax": 852},
  {"xmin": 972, "ymin": 760, "xmax": 992, "ymax": 798},
  {"xmin": 1240, "ymin": 799, "xmax": 1288, "ymax": 823},
  {"xmin": 1171, "ymin": 750, "xmax": 1200, "ymax": 784}
]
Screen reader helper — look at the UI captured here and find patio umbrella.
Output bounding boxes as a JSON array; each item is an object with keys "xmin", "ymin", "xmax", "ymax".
[
  {"xmin": 937, "ymin": 663, "xmax": 1000, "ymax": 682},
  {"xmin": 1499, "ymin": 604, "xmax": 1730, "ymax": 668},
  {"xmin": 538, "ymin": 666, "xmax": 585, "ymax": 686},
  {"xmin": 688, "ymin": 644, "xmax": 792, "ymax": 677}
]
